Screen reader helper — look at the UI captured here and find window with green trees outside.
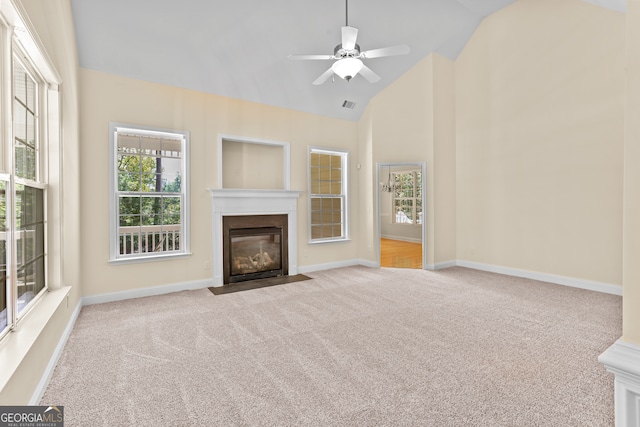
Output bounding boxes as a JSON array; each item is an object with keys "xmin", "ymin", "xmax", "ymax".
[
  {"xmin": 392, "ymin": 170, "xmax": 422, "ymax": 225},
  {"xmin": 110, "ymin": 125, "xmax": 189, "ymax": 261}
]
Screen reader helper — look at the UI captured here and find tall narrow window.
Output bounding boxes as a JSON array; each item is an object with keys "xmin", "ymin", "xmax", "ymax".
[
  {"xmin": 110, "ymin": 124, "xmax": 190, "ymax": 261},
  {"xmin": 12, "ymin": 57, "xmax": 46, "ymax": 321},
  {"xmin": 308, "ymin": 147, "xmax": 349, "ymax": 242},
  {"xmin": 1, "ymin": 6, "xmax": 62, "ymax": 342},
  {"xmin": 392, "ymin": 170, "xmax": 422, "ymax": 225},
  {"xmin": 0, "ymin": 179, "xmax": 7, "ymax": 333}
]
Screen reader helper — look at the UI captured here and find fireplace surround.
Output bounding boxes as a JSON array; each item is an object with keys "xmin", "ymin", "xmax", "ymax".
[{"xmin": 209, "ymin": 189, "xmax": 302, "ymax": 286}]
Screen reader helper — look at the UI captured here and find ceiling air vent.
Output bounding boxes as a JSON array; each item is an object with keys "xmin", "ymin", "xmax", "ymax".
[{"xmin": 342, "ymin": 100, "xmax": 356, "ymax": 110}]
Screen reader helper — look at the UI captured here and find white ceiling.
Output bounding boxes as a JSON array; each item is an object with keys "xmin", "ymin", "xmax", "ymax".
[{"xmin": 69, "ymin": 0, "xmax": 625, "ymax": 122}]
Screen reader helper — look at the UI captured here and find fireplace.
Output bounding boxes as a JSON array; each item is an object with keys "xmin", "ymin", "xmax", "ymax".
[
  {"xmin": 223, "ymin": 214, "xmax": 288, "ymax": 283},
  {"xmin": 209, "ymin": 189, "xmax": 302, "ymax": 287}
]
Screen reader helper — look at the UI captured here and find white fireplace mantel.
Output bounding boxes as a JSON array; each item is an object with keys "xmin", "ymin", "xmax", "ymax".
[{"xmin": 208, "ymin": 189, "xmax": 302, "ymax": 286}]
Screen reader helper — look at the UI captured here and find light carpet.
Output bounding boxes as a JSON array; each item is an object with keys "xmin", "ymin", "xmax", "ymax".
[{"xmin": 41, "ymin": 266, "xmax": 621, "ymax": 426}]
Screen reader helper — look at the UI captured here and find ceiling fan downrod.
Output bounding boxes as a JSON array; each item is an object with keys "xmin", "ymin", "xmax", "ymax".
[{"xmin": 345, "ymin": 0, "xmax": 349, "ymax": 27}]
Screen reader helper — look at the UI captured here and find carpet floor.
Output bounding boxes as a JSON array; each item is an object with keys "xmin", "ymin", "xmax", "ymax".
[{"xmin": 41, "ymin": 266, "xmax": 621, "ymax": 426}]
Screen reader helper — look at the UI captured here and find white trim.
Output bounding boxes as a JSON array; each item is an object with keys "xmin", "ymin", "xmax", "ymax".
[
  {"xmin": 298, "ymin": 259, "xmax": 363, "ymax": 274},
  {"xmin": 599, "ymin": 339, "xmax": 640, "ymax": 427},
  {"xmin": 425, "ymin": 260, "xmax": 457, "ymax": 271},
  {"xmin": 307, "ymin": 238, "xmax": 352, "ymax": 246},
  {"xmin": 108, "ymin": 252, "xmax": 192, "ymax": 265},
  {"xmin": 30, "ymin": 298, "xmax": 81, "ymax": 405},
  {"xmin": 456, "ymin": 260, "xmax": 622, "ymax": 295},
  {"xmin": 0, "ymin": 287, "xmax": 70, "ymax": 397},
  {"xmin": 82, "ymin": 278, "xmax": 212, "ymax": 306},
  {"xmin": 307, "ymin": 146, "xmax": 350, "ymax": 243},
  {"xmin": 1, "ymin": 0, "xmax": 62, "ymax": 85},
  {"xmin": 108, "ymin": 122, "xmax": 191, "ymax": 263},
  {"xmin": 217, "ymin": 134, "xmax": 291, "ymax": 190},
  {"xmin": 358, "ymin": 259, "xmax": 379, "ymax": 268}
]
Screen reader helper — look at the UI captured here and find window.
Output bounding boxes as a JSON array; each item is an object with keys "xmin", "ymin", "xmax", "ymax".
[
  {"xmin": 1, "ymin": 52, "xmax": 50, "ymax": 338},
  {"xmin": 308, "ymin": 147, "xmax": 349, "ymax": 242},
  {"xmin": 392, "ymin": 170, "xmax": 423, "ymax": 225},
  {"xmin": 110, "ymin": 124, "xmax": 190, "ymax": 262},
  {"xmin": 0, "ymin": 179, "xmax": 7, "ymax": 333}
]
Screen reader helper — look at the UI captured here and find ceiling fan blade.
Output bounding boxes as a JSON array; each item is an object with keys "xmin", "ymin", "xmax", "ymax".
[
  {"xmin": 288, "ymin": 54, "xmax": 334, "ymax": 60},
  {"xmin": 361, "ymin": 44, "xmax": 410, "ymax": 59},
  {"xmin": 312, "ymin": 67, "xmax": 335, "ymax": 85},
  {"xmin": 359, "ymin": 64, "xmax": 380, "ymax": 83},
  {"xmin": 341, "ymin": 26, "xmax": 358, "ymax": 50}
]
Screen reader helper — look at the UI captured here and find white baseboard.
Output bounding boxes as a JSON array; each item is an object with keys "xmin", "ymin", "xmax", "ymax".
[
  {"xmin": 599, "ymin": 339, "xmax": 640, "ymax": 427},
  {"xmin": 298, "ymin": 259, "xmax": 363, "ymax": 274},
  {"xmin": 358, "ymin": 259, "xmax": 379, "ymax": 268},
  {"xmin": 425, "ymin": 260, "xmax": 457, "ymax": 271},
  {"xmin": 456, "ymin": 260, "xmax": 622, "ymax": 296},
  {"xmin": 303, "ymin": 258, "xmax": 622, "ymax": 298},
  {"xmin": 82, "ymin": 278, "xmax": 213, "ymax": 306},
  {"xmin": 30, "ymin": 299, "xmax": 82, "ymax": 405}
]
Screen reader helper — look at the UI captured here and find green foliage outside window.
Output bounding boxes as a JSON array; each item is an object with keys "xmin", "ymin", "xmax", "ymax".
[
  {"xmin": 393, "ymin": 171, "xmax": 422, "ymax": 225},
  {"xmin": 116, "ymin": 133, "xmax": 184, "ymax": 256}
]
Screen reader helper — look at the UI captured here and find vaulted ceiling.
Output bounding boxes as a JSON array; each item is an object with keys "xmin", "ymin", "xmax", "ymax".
[{"xmin": 70, "ymin": 0, "xmax": 626, "ymax": 121}]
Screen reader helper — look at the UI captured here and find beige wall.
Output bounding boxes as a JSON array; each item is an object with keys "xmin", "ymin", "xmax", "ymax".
[
  {"xmin": 624, "ymin": 0, "xmax": 640, "ymax": 345},
  {"xmin": 357, "ymin": 104, "xmax": 376, "ymax": 262},
  {"xmin": 221, "ymin": 140, "xmax": 284, "ymax": 189},
  {"xmin": 432, "ymin": 56, "xmax": 457, "ymax": 264},
  {"xmin": 365, "ymin": 54, "xmax": 457, "ymax": 267},
  {"xmin": 79, "ymin": 69, "xmax": 360, "ymax": 297},
  {"xmin": 455, "ymin": 0, "xmax": 625, "ymax": 285},
  {"xmin": 367, "ymin": 56, "xmax": 432, "ymax": 265}
]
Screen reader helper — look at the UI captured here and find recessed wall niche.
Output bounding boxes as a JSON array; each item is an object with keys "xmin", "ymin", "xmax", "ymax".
[{"xmin": 218, "ymin": 136, "xmax": 290, "ymax": 190}]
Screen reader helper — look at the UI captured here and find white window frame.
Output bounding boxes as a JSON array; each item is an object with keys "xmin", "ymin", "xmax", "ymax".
[
  {"xmin": 109, "ymin": 123, "xmax": 191, "ymax": 263},
  {"xmin": 307, "ymin": 146, "xmax": 349, "ymax": 244},
  {"xmin": 0, "ymin": 10, "xmax": 61, "ymax": 340},
  {"xmin": 391, "ymin": 169, "xmax": 423, "ymax": 226}
]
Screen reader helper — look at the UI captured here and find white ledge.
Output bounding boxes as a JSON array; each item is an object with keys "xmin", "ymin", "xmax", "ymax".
[
  {"xmin": 599, "ymin": 338, "xmax": 640, "ymax": 427},
  {"xmin": 600, "ymin": 339, "xmax": 640, "ymax": 384},
  {"xmin": 0, "ymin": 287, "xmax": 71, "ymax": 397},
  {"xmin": 208, "ymin": 188, "xmax": 303, "ymax": 198}
]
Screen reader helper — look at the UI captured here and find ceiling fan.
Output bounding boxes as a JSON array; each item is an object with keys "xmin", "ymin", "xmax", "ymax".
[{"xmin": 288, "ymin": 0, "xmax": 410, "ymax": 85}]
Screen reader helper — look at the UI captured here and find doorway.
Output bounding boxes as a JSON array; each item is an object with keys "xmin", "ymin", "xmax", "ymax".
[{"xmin": 377, "ymin": 162, "xmax": 426, "ymax": 269}]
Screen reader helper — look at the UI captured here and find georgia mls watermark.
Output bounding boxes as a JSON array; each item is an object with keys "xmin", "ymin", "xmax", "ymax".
[{"xmin": 0, "ymin": 406, "xmax": 63, "ymax": 427}]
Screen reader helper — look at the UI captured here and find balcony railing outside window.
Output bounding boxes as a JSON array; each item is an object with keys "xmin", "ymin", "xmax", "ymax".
[{"xmin": 110, "ymin": 125, "xmax": 189, "ymax": 261}]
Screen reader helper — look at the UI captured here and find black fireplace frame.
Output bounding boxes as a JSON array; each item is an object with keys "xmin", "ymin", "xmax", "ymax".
[{"xmin": 222, "ymin": 214, "xmax": 288, "ymax": 284}]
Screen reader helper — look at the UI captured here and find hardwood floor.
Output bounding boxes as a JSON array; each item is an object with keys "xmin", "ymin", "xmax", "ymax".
[{"xmin": 380, "ymin": 238, "xmax": 422, "ymax": 269}]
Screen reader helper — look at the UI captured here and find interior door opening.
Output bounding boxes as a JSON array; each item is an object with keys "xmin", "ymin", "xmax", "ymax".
[{"xmin": 377, "ymin": 162, "xmax": 426, "ymax": 269}]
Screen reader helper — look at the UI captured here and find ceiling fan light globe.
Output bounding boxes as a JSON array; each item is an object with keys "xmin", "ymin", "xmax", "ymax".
[{"xmin": 332, "ymin": 57, "xmax": 363, "ymax": 80}]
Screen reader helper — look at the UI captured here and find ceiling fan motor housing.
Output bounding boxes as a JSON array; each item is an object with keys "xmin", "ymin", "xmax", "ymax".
[{"xmin": 334, "ymin": 43, "xmax": 361, "ymax": 59}]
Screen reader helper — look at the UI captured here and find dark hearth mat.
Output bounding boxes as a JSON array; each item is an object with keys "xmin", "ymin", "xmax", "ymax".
[{"xmin": 208, "ymin": 274, "xmax": 312, "ymax": 295}]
